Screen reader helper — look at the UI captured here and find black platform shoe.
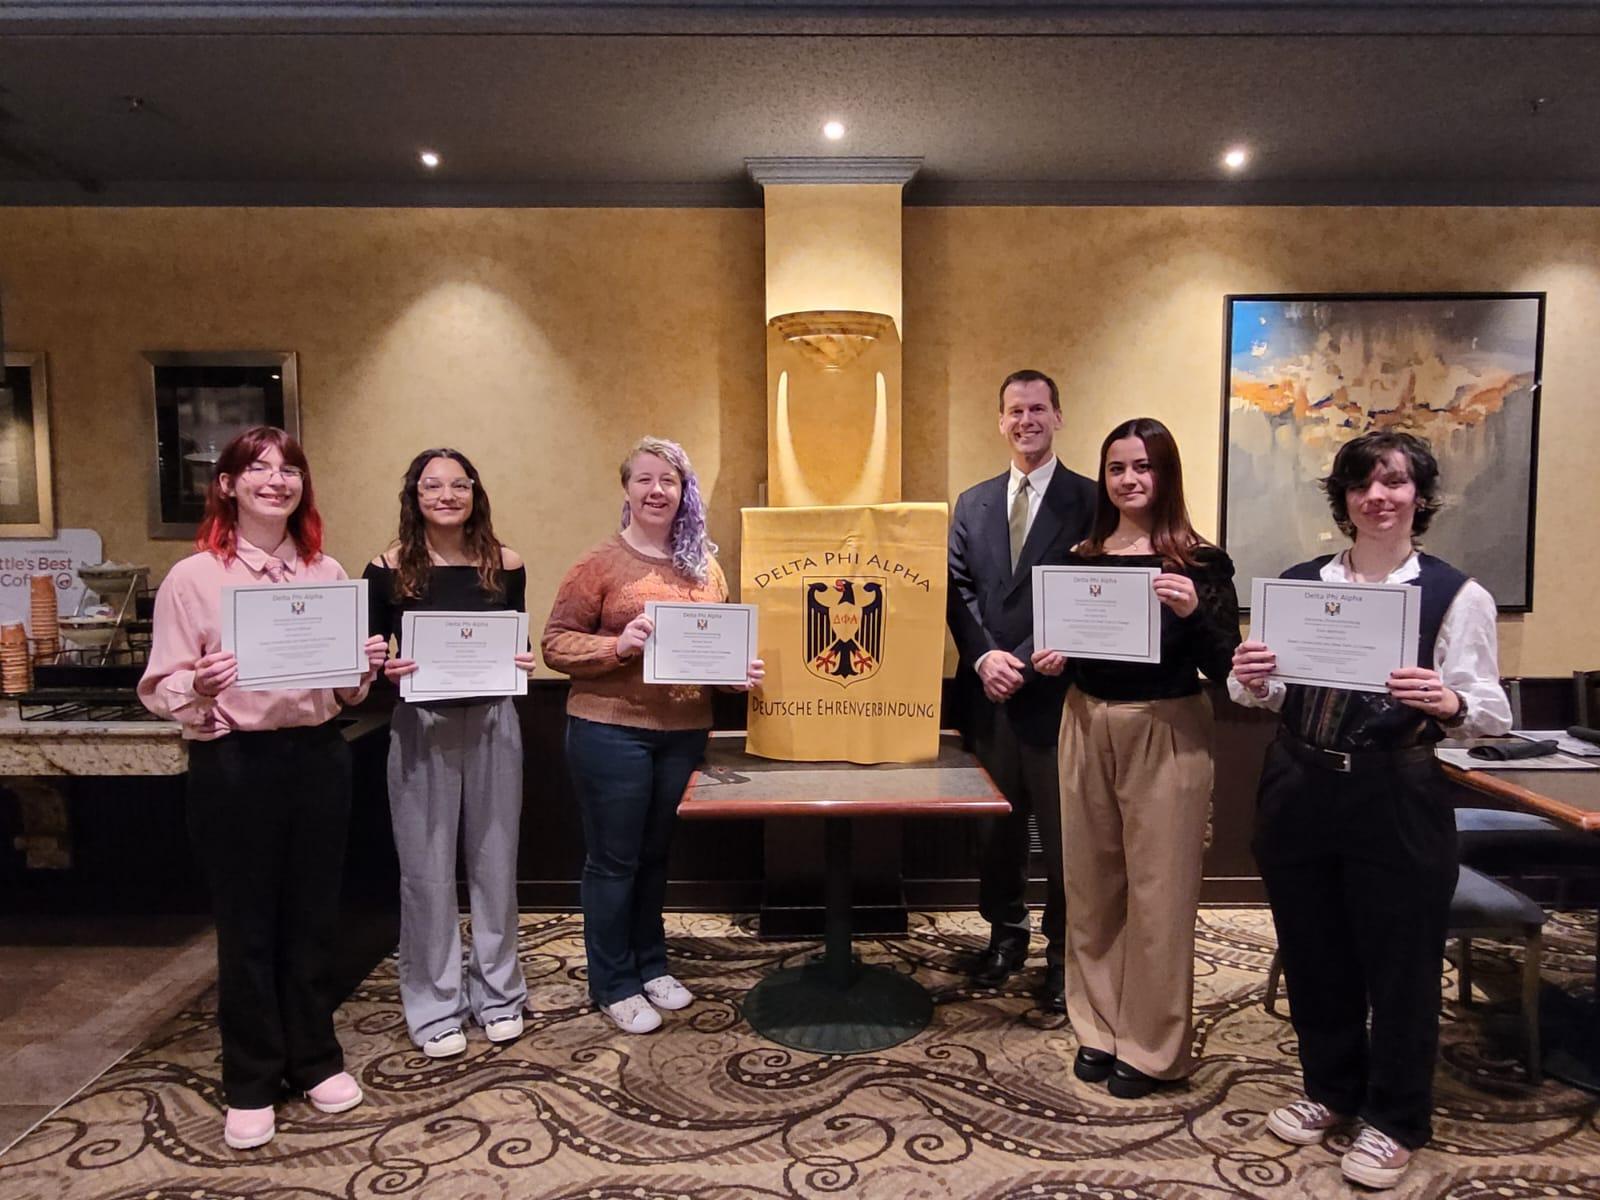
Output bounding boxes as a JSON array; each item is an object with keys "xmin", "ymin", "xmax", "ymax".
[
  {"xmin": 1073, "ymin": 1046, "xmax": 1116, "ymax": 1083},
  {"xmin": 1107, "ymin": 1061, "xmax": 1163, "ymax": 1099}
]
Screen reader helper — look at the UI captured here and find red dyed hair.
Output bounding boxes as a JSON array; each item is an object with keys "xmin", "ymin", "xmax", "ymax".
[{"xmin": 195, "ymin": 426, "xmax": 324, "ymax": 562}]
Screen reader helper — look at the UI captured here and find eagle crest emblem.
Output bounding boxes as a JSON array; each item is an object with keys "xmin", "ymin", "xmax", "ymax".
[{"xmin": 805, "ymin": 576, "xmax": 885, "ymax": 687}]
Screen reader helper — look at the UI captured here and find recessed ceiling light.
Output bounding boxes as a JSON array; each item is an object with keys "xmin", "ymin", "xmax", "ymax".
[
  {"xmin": 1222, "ymin": 146, "xmax": 1250, "ymax": 171},
  {"xmin": 418, "ymin": 149, "xmax": 441, "ymax": 169},
  {"xmin": 822, "ymin": 120, "xmax": 845, "ymax": 141}
]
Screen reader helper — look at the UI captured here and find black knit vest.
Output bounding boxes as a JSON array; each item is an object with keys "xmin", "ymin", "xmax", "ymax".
[{"xmin": 1278, "ymin": 553, "xmax": 1468, "ymax": 751}]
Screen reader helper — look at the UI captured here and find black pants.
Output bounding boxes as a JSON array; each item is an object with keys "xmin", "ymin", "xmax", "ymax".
[
  {"xmin": 1252, "ymin": 740, "xmax": 1457, "ymax": 1149},
  {"xmin": 973, "ymin": 703, "xmax": 1065, "ymax": 966},
  {"xmin": 187, "ymin": 723, "xmax": 352, "ymax": 1108}
]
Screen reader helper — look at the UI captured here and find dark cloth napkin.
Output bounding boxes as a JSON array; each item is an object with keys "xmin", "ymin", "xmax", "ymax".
[{"xmin": 1469, "ymin": 739, "xmax": 1559, "ymax": 761}]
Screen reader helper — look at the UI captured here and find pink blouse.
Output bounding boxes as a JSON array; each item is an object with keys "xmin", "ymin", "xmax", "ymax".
[{"xmin": 138, "ymin": 537, "xmax": 372, "ymax": 740}]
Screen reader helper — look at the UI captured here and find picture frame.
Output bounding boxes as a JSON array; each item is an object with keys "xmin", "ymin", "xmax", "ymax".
[
  {"xmin": 1219, "ymin": 292, "xmax": 1544, "ymax": 612},
  {"xmin": 143, "ymin": 351, "xmax": 300, "ymax": 539},
  {"xmin": 0, "ymin": 351, "xmax": 55, "ymax": 538}
]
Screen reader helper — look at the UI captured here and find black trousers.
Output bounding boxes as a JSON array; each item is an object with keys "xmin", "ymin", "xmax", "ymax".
[
  {"xmin": 1252, "ymin": 740, "xmax": 1457, "ymax": 1149},
  {"xmin": 972, "ymin": 702, "xmax": 1065, "ymax": 966},
  {"xmin": 187, "ymin": 723, "xmax": 352, "ymax": 1108}
]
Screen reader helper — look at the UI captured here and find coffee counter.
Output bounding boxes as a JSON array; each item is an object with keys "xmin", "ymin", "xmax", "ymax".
[{"xmin": 0, "ymin": 705, "xmax": 388, "ymax": 777}]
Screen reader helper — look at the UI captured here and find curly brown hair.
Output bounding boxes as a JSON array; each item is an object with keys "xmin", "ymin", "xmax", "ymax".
[{"xmin": 388, "ymin": 448, "xmax": 505, "ymax": 602}]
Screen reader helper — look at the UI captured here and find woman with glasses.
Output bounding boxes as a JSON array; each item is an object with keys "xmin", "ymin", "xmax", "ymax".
[
  {"xmin": 542, "ymin": 436, "xmax": 762, "ymax": 1034},
  {"xmin": 139, "ymin": 426, "xmax": 388, "ymax": 1150},
  {"xmin": 1230, "ymin": 430, "xmax": 1511, "ymax": 1189},
  {"xmin": 364, "ymin": 449, "xmax": 536, "ymax": 1059}
]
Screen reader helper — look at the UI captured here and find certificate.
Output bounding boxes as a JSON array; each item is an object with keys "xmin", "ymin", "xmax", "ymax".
[
  {"xmin": 1249, "ymin": 577, "xmax": 1420, "ymax": 693},
  {"xmin": 399, "ymin": 610, "xmax": 529, "ymax": 703},
  {"xmin": 222, "ymin": 579, "xmax": 367, "ymax": 691},
  {"xmin": 1032, "ymin": 565, "xmax": 1162, "ymax": 664},
  {"xmin": 643, "ymin": 602, "xmax": 757, "ymax": 686}
]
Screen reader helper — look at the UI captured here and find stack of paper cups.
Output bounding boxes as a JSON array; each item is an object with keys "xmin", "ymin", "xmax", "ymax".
[
  {"xmin": 1, "ymin": 622, "xmax": 32, "ymax": 694},
  {"xmin": 29, "ymin": 575, "xmax": 59, "ymax": 664}
]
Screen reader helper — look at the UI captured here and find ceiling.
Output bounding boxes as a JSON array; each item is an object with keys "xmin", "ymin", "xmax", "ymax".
[{"xmin": 2, "ymin": 2, "xmax": 1599, "ymax": 206}]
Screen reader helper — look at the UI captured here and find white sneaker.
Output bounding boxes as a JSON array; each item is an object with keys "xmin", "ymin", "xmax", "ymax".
[
  {"xmin": 483, "ymin": 1012, "xmax": 524, "ymax": 1043},
  {"xmin": 422, "ymin": 1026, "xmax": 467, "ymax": 1059},
  {"xmin": 642, "ymin": 975, "xmax": 694, "ymax": 1011},
  {"xmin": 600, "ymin": 994, "xmax": 662, "ymax": 1034}
]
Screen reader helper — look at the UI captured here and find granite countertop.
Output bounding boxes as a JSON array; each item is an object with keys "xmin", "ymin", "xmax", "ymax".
[{"xmin": 0, "ymin": 703, "xmax": 386, "ymax": 777}]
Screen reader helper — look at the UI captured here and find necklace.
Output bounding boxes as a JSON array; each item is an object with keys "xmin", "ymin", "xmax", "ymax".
[{"xmin": 1103, "ymin": 531, "xmax": 1152, "ymax": 552}]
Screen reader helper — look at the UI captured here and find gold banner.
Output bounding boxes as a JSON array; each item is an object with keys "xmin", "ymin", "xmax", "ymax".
[{"xmin": 741, "ymin": 503, "xmax": 948, "ymax": 764}]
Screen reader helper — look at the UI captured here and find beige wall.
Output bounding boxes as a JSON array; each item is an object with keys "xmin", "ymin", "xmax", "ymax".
[
  {"xmin": 904, "ymin": 207, "xmax": 1600, "ymax": 676},
  {"xmin": 0, "ymin": 208, "xmax": 766, "ymax": 675},
  {"xmin": 2, "ymin": 205, "xmax": 1597, "ymax": 675}
]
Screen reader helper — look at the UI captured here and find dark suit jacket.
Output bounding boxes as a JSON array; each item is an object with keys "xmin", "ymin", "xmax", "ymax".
[{"xmin": 948, "ymin": 460, "xmax": 1098, "ymax": 746}]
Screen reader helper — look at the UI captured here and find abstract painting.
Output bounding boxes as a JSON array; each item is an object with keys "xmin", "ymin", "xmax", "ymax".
[{"xmin": 1220, "ymin": 293, "xmax": 1544, "ymax": 610}]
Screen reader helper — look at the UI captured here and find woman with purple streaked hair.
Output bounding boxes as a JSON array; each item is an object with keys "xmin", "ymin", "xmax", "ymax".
[{"xmin": 543, "ymin": 436, "xmax": 763, "ymax": 1034}]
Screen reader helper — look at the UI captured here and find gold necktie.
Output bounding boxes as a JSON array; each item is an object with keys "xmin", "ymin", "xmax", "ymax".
[{"xmin": 1009, "ymin": 477, "xmax": 1031, "ymax": 571}]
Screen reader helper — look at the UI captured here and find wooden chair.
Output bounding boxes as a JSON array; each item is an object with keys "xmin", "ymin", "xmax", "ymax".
[{"xmin": 1263, "ymin": 864, "xmax": 1546, "ymax": 1082}]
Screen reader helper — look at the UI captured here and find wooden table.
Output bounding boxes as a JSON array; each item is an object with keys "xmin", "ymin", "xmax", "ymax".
[
  {"xmin": 678, "ymin": 730, "xmax": 1009, "ymax": 1054},
  {"xmin": 1440, "ymin": 759, "xmax": 1600, "ymax": 833},
  {"xmin": 1442, "ymin": 748, "xmax": 1600, "ymax": 1090}
]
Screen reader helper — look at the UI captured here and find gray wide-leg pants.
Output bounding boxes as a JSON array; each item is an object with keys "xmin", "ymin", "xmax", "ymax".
[{"xmin": 388, "ymin": 698, "xmax": 528, "ymax": 1045}]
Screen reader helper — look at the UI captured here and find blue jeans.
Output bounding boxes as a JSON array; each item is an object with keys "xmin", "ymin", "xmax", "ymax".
[{"xmin": 564, "ymin": 717, "xmax": 708, "ymax": 1005}]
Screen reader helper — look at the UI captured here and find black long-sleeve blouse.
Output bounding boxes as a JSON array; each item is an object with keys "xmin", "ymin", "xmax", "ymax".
[{"xmin": 1064, "ymin": 545, "xmax": 1241, "ymax": 702}]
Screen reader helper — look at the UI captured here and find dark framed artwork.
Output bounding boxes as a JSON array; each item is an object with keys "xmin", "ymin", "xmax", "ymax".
[
  {"xmin": 1220, "ymin": 293, "xmax": 1544, "ymax": 612},
  {"xmin": 0, "ymin": 351, "xmax": 55, "ymax": 538},
  {"xmin": 144, "ymin": 351, "xmax": 300, "ymax": 538}
]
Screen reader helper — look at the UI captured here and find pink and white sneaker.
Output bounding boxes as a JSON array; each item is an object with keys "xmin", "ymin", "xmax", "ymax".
[
  {"xmin": 223, "ymin": 1105, "xmax": 275, "ymax": 1150},
  {"xmin": 305, "ymin": 1071, "xmax": 364, "ymax": 1115}
]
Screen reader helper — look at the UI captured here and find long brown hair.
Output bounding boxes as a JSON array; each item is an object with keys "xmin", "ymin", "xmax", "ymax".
[
  {"xmin": 389, "ymin": 448, "xmax": 505, "ymax": 601},
  {"xmin": 197, "ymin": 426, "xmax": 323, "ymax": 563},
  {"xmin": 1079, "ymin": 417, "xmax": 1209, "ymax": 568}
]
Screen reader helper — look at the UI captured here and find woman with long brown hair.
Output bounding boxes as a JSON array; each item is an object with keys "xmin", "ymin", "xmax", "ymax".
[
  {"xmin": 365, "ymin": 448, "xmax": 536, "ymax": 1059},
  {"xmin": 139, "ymin": 426, "xmax": 387, "ymax": 1149},
  {"xmin": 1032, "ymin": 417, "xmax": 1240, "ymax": 1098}
]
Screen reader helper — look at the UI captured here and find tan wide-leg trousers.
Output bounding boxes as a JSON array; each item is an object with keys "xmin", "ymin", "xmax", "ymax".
[{"xmin": 1058, "ymin": 686, "xmax": 1213, "ymax": 1080}]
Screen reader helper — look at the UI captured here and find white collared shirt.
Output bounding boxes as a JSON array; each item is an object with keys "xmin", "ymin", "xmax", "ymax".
[
  {"xmin": 1007, "ymin": 457, "xmax": 1058, "ymax": 540},
  {"xmin": 1226, "ymin": 549, "xmax": 1512, "ymax": 738}
]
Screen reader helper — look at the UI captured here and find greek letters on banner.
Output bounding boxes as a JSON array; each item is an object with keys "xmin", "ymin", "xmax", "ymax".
[{"xmin": 741, "ymin": 503, "xmax": 948, "ymax": 764}]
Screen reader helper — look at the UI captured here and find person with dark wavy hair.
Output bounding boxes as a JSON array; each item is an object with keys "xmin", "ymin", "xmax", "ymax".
[
  {"xmin": 542, "ymin": 436, "xmax": 763, "ymax": 1034},
  {"xmin": 363, "ymin": 448, "xmax": 537, "ymax": 1060},
  {"xmin": 1321, "ymin": 430, "xmax": 1444, "ymax": 539},
  {"xmin": 1230, "ymin": 429, "xmax": 1511, "ymax": 1189},
  {"xmin": 139, "ymin": 426, "xmax": 388, "ymax": 1150},
  {"xmin": 1032, "ymin": 417, "xmax": 1239, "ymax": 1099}
]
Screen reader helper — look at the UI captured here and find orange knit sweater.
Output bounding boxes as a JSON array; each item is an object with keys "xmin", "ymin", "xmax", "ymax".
[{"xmin": 541, "ymin": 534, "xmax": 729, "ymax": 730}]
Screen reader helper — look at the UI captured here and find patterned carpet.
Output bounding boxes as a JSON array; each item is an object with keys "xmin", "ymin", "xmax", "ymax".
[{"xmin": 3, "ymin": 909, "xmax": 1599, "ymax": 1200}]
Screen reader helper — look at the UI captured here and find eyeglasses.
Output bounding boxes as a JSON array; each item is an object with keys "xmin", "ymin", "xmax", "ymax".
[
  {"xmin": 239, "ymin": 462, "xmax": 304, "ymax": 482},
  {"xmin": 419, "ymin": 479, "xmax": 475, "ymax": 496}
]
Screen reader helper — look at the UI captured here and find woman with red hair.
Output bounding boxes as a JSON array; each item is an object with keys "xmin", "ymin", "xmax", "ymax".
[{"xmin": 139, "ymin": 426, "xmax": 387, "ymax": 1151}]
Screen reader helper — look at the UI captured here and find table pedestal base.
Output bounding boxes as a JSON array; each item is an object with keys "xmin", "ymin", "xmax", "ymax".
[{"xmin": 743, "ymin": 957, "xmax": 933, "ymax": 1053}]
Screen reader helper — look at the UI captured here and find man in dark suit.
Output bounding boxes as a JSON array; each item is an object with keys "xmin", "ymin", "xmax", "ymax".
[{"xmin": 947, "ymin": 368, "xmax": 1096, "ymax": 1012}]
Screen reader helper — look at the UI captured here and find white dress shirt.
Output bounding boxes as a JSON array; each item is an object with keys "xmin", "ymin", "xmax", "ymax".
[
  {"xmin": 1226, "ymin": 549, "xmax": 1512, "ymax": 738},
  {"xmin": 1007, "ymin": 458, "xmax": 1058, "ymax": 542}
]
